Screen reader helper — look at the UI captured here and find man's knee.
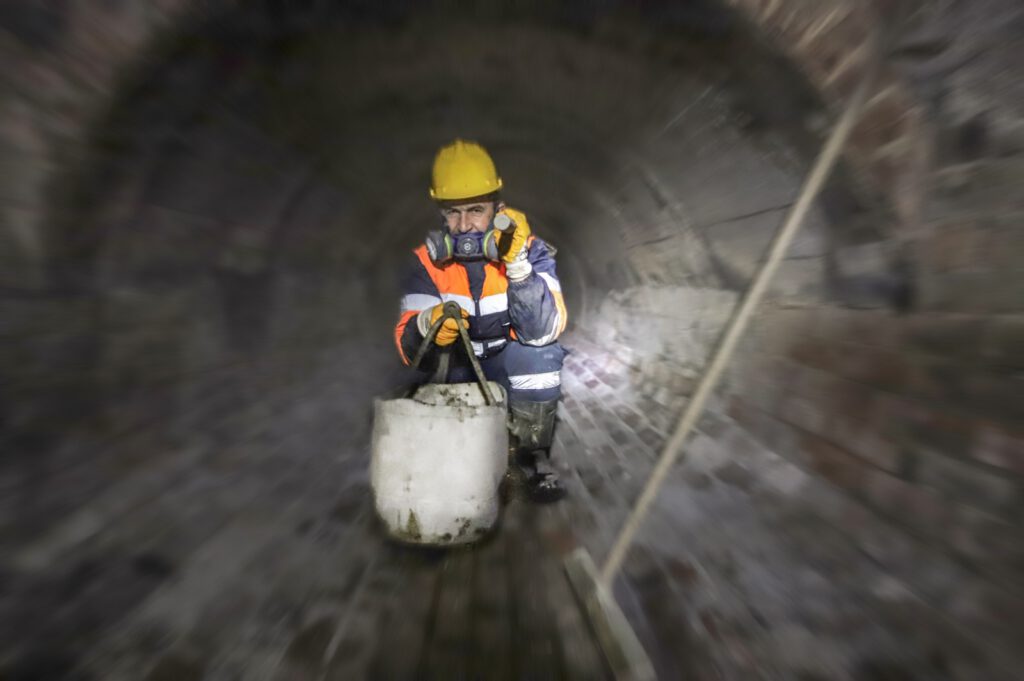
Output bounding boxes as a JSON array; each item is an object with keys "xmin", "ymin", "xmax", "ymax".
[{"xmin": 503, "ymin": 341, "xmax": 567, "ymax": 402}]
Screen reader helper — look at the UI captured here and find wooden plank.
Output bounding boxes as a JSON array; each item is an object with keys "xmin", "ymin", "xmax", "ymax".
[
  {"xmin": 468, "ymin": 525, "xmax": 514, "ymax": 681},
  {"xmin": 364, "ymin": 545, "xmax": 445, "ymax": 680},
  {"xmin": 322, "ymin": 550, "xmax": 407, "ymax": 681},
  {"xmin": 506, "ymin": 505, "xmax": 563, "ymax": 681},
  {"xmin": 564, "ymin": 548, "xmax": 656, "ymax": 681},
  {"xmin": 420, "ymin": 547, "xmax": 476, "ymax": 680}
]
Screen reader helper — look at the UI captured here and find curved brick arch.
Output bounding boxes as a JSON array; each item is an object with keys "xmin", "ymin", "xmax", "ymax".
[{"xmin": 727, "ymin": 0, "xmax": 930, "ymax": 228}]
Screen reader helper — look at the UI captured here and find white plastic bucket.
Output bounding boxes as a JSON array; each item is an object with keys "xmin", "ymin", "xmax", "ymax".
[{"xmin": 370, "ymin": 382, "xmax": 508, "ymax": 545}]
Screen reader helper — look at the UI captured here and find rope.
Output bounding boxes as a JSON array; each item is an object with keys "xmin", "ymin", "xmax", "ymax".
[{"xmin": 411, "ymin": 301, "xmax": 496, "ymax": 405}]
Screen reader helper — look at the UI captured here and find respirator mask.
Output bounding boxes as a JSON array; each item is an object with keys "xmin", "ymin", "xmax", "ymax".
[{"xmin": 425, "ymin": 226, "xmax": 501, "ymax": 265}]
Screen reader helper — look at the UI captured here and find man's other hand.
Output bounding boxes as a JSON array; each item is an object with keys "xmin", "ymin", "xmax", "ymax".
[{"xmin": 497, "ymin": 208, "xmax": 531, "ymax": 263}]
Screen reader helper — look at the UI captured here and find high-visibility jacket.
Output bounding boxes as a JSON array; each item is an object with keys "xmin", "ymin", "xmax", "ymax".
[{"xmin": 395, "ymin": 234, "xmax": 567, "ymax": 365}]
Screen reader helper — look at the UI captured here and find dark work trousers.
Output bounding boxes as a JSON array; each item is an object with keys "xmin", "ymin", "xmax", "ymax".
[{"xmin": 441, "ymin": 341, "xmax": 567, "ymax": 404}]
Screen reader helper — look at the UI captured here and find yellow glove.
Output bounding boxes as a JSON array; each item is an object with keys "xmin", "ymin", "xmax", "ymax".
[
  {"xmin": 497, "ymin": 208, "xmax": 531, "ymax": 264},
  {"xmin": 418, "ymin": 303, "xmax": 470, "ymax": 346}
]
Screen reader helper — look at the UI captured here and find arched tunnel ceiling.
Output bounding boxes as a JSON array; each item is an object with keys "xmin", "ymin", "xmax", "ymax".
[
  {"xmin": 2, "ymin": 1, "xmax": 1022, "ymax": 679},
  {"xmin": 82, "ymin": 0, "xmax": 842, "ymax": 343}
]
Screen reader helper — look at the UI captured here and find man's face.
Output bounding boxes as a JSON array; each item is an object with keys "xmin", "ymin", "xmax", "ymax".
[{"xmin": 440, "ymin": 200, "xmax": 501, "ymax": 234}]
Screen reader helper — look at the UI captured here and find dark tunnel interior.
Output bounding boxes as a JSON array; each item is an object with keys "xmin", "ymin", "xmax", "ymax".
[{"xmin": 1, "ymin": 1, "xmax": 1021, "ymax": 679}]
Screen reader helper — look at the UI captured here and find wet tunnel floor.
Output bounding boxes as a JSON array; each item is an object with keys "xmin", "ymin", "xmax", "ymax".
[
  {"xmin": 4, "ymin": 332, "xmax": 988, "ymax": 680},
  {"xmin": 3, "ymin": 337, "xmax": 649, "ymax": 681},
  {"xmin": 2, "ymin": 329, "xmax": 818, "ymax": 681}
]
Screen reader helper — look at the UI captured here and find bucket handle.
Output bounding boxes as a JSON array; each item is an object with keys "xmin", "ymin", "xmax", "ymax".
[{"xmin": 410, "ymin": 301, "xmax": 496, "ymax": 406}]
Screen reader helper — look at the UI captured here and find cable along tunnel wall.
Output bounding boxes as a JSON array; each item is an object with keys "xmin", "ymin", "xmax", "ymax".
[{"xmin": 1, "ymin": 1, "xmax": 1022, "ymax": 679}]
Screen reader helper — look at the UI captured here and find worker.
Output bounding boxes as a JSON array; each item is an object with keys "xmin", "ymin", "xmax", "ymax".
[{"xmin": 394, "ymin": 140, "xmax": 568, "ymax": 502}]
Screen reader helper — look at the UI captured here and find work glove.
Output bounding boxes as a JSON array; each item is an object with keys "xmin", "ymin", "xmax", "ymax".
[
  {"xmin": 417, "ymin": 303, "xmax": 470, "ymax": 347},
  {"xmin": 496, "ymin": 208, "xmax": 533, "ymax": 281}
]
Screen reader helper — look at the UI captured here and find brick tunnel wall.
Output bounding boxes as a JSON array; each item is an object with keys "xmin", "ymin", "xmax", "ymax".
[
  {"xmin": 1, "ymin": 1, "xmax": 1021, "ymax": 679},
  {"xmin": 722, "ymin": 3, "xmax": 1024, "ymax": 675}
]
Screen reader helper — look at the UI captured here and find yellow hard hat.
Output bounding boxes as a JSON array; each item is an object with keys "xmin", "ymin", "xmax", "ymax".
[{"xmin": 429, "ymin": 139, "xmax": 503, "ymax": 201}]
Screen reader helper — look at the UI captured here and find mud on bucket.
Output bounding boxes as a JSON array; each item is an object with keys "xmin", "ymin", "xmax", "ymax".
[{"xmin": 370, "ymin": 382, "xmax": 508, "ymax": 546}]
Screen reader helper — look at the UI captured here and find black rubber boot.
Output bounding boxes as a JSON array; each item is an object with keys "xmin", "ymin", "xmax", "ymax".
[{"xmin": 509, "ymin": 400, "xmax": 566, "ymax": 503}]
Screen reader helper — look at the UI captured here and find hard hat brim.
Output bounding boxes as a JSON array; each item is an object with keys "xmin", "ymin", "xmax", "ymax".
[{"xmin": 431, "ymin": 185, "xmax": 503, "ymax": 205}]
